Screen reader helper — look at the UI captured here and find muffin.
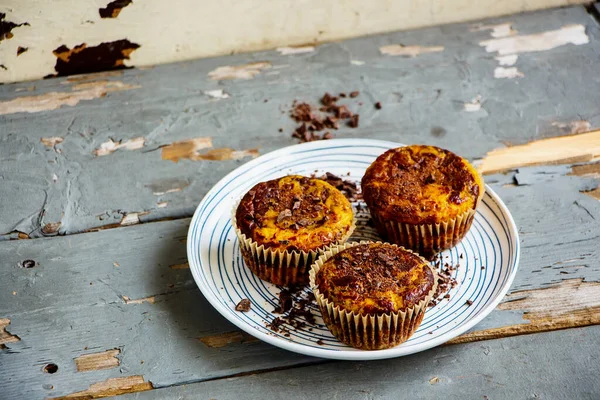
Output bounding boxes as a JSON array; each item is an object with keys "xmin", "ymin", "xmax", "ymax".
[
  {"xmin": 310, "ymin": 241, "xmax": 437, "ymax": 350},
  {"xmin": 233, "ymin": 175, "xmax": 355, "ymax": 286},
  {"xmin": 361, "ymin": 145, "xmax": 484, "ymax": 259}
]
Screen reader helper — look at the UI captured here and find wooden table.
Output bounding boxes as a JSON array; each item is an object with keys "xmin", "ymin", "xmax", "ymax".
[{"xmin": 1, "ymin": 5, "xmax": 600, "ymax": 399}]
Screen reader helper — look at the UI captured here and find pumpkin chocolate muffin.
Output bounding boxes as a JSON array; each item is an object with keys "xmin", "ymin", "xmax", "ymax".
[
  {"xmin": 233, "ymin": 175, "xmax": 355, "ymax": 286},
  {"xmin": 310, "ymin": 241, "xmax": 436, "ymax": 350},
  {"xmin": 361, "ymin": 145, "xmax": 484, "ymax": 259}
]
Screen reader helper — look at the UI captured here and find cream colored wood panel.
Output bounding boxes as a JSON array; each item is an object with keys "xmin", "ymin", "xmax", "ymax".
[{"xmin": 0, "ymin": 0, "xmax": 587, "ymax": 83}]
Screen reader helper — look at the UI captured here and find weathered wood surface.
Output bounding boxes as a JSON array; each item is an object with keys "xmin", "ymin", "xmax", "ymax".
[
  {"xmin": 1, "ymin": 5, "xmax": 600, "ymax": 400},
  {"xmin": 1, "ymin": 6, "xmax": 600, "ymax": 238},
  {"xmin": 120, "ymin": 326, "xmax": 600, "ymax": 400}
]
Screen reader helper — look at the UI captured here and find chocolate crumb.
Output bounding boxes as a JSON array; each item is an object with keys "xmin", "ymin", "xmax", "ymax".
[
  {"xmin": 349, "ymin": 91, "xmax": 359, "ymax": 98},
  {"xmin": 465, "ymin": 300, "xmax": 474, "ymax": 306},
  {"xmin": 278, "ymin": 128, "xmax": 283, "ymax": 132},
  {"xmin": 375, "ymin": 101, "xmax": 382, "ymax": 109},
  {"xmin": 459, "ymin": 253, "xmax": 464, "ymax": 259},
  {"xmin": 348, "ymin": 114, "xmax": 359, "ymax": 128},
  {"xmin": 317, "ymin": 339, "xmax": 325, "ymax": 345},
  {"xmin": 235, "ymin": 298, "xmax": 251, "ymax": 312},
  {"xmin": 339, "ymin": 93, "xmax": 347, "ymax": 98},
  {"xmin": 481, "ymin": 265, "xmax": 486, "ymax": 270}
]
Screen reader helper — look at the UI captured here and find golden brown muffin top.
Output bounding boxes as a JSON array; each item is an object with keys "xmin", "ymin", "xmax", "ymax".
[
  {"xmin": 315, "ymin": 243, "xmax": 434, "ymax": 315},
  {"xmin": 361, "ymin": 145, "xmax": 483, "ymax": 225},
  {"xmin": 235, "ymin": 175, "xmax": 354, "ymax": 252}
]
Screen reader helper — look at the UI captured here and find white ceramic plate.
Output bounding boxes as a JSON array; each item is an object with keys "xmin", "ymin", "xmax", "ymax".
[{"xmin": 187, "ymin": 139, "xmax": 520, "ymax": 360}]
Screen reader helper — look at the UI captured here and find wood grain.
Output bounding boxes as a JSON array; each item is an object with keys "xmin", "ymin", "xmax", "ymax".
[
  {"xmin": 49, "ymin": 376, "xmax": 152, "ymax": 399},
  {"xmin": 478, "ymin": 129, "xmax": 600, "ymax": 175},
  {"xmin": 75, "ymin": 349, "xmax": 121, "ymax": 372},
  {"xmin": 447, "ymin": 278, "xmax": 600, "ymax": 344},
  {"xmin": 199, "ymin": 331, "xmax": 259, "ymax": 348}
]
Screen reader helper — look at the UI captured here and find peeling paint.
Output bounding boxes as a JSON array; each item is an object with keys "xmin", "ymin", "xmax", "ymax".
[
  {"xmin": 478, "ymin": 129, "xmax": 600, "ymax": 175},
  {"xmin": 470, "ymin": 22, "xmax": 517, "ymax": 38},
  {"xmin": 208, "ymin": 62, "xmax": 271, "ymax": 80},
  {"xmin": 193, "ymin": 148, "xmax": 259, "ymax": 161},
  {"xmin": 463, "ymin": 95, "xmax": 482, "ymax": 112},
  {"xmin": 93, "ymin": 137, "xmax": 145, "ymax": 156},
  {"xmin": 199, "ymin": 331, "xmax": 258, "ymax": 348},
  {"xmin": 350, "ymin": 60, "xmax": 365, "ymax": 65},
  {"xmin": 51, "ymin": 39, "xmax": 140, "ymax": 77},
  {"xmin": 42, "ymin": 222, "xmax": 62, "ymax": 235},
  {"xmin": 122, "ymin": 295, "xmax": 156, "ymax": 304},
  {"xmin": 494, "ymin": 67, "xmax": 524, "ymax": 79},
  {"xmin": 379, "ymin": 44, "xmax": 444, "ymax": 57},
  {"xmin": 75, "ymin": 349, "xmax": 120, "ymax": 372},
  {"xmin": 0, "ymin": 13, "xmax": 29, "ymax": 42},
  {"xmin": 161, "ymin": 137, "xmax": 213, "ymax": 162},
  {"xmin": 570, "ymin": 162, "xmax": 600, "ymax": 178},
  {"xmin": 120, "ymin": 211, "xmax": 149, "ymax": 226},
  {"xmin": 276, "ymin": 45, "xmax": 315, "ymax": 55},
  {"xmin": 551, "ymin": 120, "xmax": 591, "ymax": 135},
  {"xmin": 0, "ymin": 318, "xmax": 20, "ymax": 347},
  {"xmin": 65, "ymin": 70, "xmax": 124, "ymax": 83},
  {"xmin": 205, "ymin": 89, "xmax": 230, "ymax": 99},
  {"xmin": 0, "ymin": 81, "xmax": 140, "ymax": 115},
  {"xmin": 99, "ymin": 0, "xmax": 133, "ymax": 18},
  {"xmin": 146, "ymin": 178, "xmax": 191, "ymax": 196},
  {"xmin": 169, "ymin": 262, "xmax": 189, "ymax": 269},
  {"xmin": 480, "ymin": 24, "xmax": 589, "ymax": 55},
  {"xmin": 495, "ymin": 54, "xmax": 518, "ymax": 66},
  {"xmin": 49, "ymin": 375, "xmax": 153, "ymax": 399},
  {"xmin": 41, "ymin": 137, "xmax": 64, "ymax": 148},
  {"xmin": 156, "ymin": 201, "xmax": 168, "ymax": 208}
]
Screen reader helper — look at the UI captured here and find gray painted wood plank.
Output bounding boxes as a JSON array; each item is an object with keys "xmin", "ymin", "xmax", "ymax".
[
  {"xmin": 1, "ymin": 6, "xmax": 599, "ymax": 237},
  {"xmin": 121, "ymin": 325, "xmax": 600, "ymax": 400}
]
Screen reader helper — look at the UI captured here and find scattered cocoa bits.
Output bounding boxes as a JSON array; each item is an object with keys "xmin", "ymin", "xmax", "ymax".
[
  {"xmin": 375, "ymin": 101, "xmax": 382, "ymax": 110},
  {"xmin": 312, "ymin": 172, "xmax": 361, "ymax": 201},
  {"xmin": 429, "ymin": 258, "xmax": 460, "ymax": 307},
  {"xmin": 235, "ymin": 298, "xmax": 251, "ymax": 312},
  {"xmin": 481, "ymin": 265, "xmax": 486, "ymax": 270},
  {"xmin": 317, "ymin": 339, "xmax": 325, "ymax": 346},
  {"xmin": 349, "ymin": 91, "xmax": 359, "ymax": 98},
  {"xmin": 273, "ymin": 289, "xmax": 293, "ymax": 313},
  {"xmin": 269, "ymin": 317, "xmax": 285, "ymax": 332},
  {"xmin": 348, "ymin": 114, "xmax": 359, "ymax": 128},
  {"xmin": 465, "ymin": 300, "xmax": 474, "ymax": 306},
  {"xmin": 267, "ymin": 288, "xmax": 318, "ymax": 336},
  {"xmin": 288, "ymin": 92, "xmax": 360, "ymax": 143}
]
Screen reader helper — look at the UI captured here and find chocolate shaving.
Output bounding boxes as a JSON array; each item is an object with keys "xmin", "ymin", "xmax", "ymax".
[
  {"xmin": 349, "ymin": 91, "xmax": 359, "ymax": 98},
  {"xmin": 235, "ymin": 298, "xmax": 251, "ymax": 312},
  {"xmin": 375, "ymin": 101, "xmax": 382, "ymax": 109},
  {"xmin": 313, "ymin": 172, "xmax": 361, "ymax": 201},
  {"xmin": 348, "ymin": 114, "xmax": 359, "ymax": 128},
  {"xmin": 277, "ymin": 209, "xmax": 292, "ymax": 223}
]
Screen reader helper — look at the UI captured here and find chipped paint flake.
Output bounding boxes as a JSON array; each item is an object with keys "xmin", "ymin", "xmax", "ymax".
[
  {"xmin": 122, "ymin": 295, "xmax": 156, "ymax": 304},
  {"xmin": 161, "ymin": 137, "xmax": 213, "ymax": 162},
  {"xmin": 350, "ymin": 60, "xmax": 365, "ymax": 65},
  {"xmin": 41, "ymin": 137, "xmax": 64, "ymax": 148},
  {"xmin": 205, "ymin": 89, "xmax": 230, "ymax": 99},
  {"xmin": 208, "ymin": 62, "xmax": 271, "ymax": 80},
  {"xmin": 379, "ymin": 44, "xmax": 444, "ymax": 57},
  {"xmin": 470, "ymin": 23, "xmax": 517, "ymax": 38},
  {"xmin": 494, "ymin": 67, "xmax": 524, "ymax": 79},
  {"xmin": 0, "ymin": 81, "xmax": 140, "ymax": 115},
  {"xmin": 199, "ymin": 331, "xmax": 258, "ymax": 348},
  {"xmin": 552, "ymin": 120, "xmax": 591, "ymax": 135},
  {"xmin": 75, "ymin": 349, "xmax": 120, "ymax": 372},
  {"xmin": 52, "ymin": 173, "xmax": 59, "ymax": 183},
  {"xmin": 147, "ymin": 178, "xmax": 191, "ymax": 196},
  {"xmin": 93, "ymin": 137, "xmax": 145, "ymax": 156},
  {"xmin": 0, "ymin": 318, "xmax": 20, "ymax": 346},
  {"xmin": 120, "ymin": 211, "xmax": 149, "ymax": 226},
  {"xmin": 194, "ymin": 148, "xmax": 259, "ymax": 161},
  {"xmin": 48, "ymin": 376, "xmax": 152, "ymax": 399},
  {"xmin": 495, "ymin": 54, "xmax": 518, "ymax": 66},
  {"xmin": 276, "ymin": 45, "xmax": 315, "ymax": 55},
  {"xmin": 478, "ymin": 129, "xmax": 600, "ymax": 175},
  {"xmin": 464, "ymin": 95, "xmax": 482, "ymax": 112},
  {"xmin": 156, "ymin": 201, "xmax": 168, "ymax": 208},
  {"xmin": 480, "ymin": 24, "xmax": 589, "ymax": 56}
]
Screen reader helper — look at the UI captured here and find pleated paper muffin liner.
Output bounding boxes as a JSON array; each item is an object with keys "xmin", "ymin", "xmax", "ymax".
[
  {"xmin": 231, "ymin": 201, "xmax": 356, "ymax": 286},
  {"xmin": 369, "ymin": 186, "xmax": 485, "ymax": 260},
  {"xmin": 309, "ymin": 241, "xmax": 438, "ymax": 350}
]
